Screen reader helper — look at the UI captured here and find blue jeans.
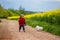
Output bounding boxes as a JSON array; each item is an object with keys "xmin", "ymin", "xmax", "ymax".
[{"xmin": 19, "ymin": 25, "xmax": 25, "ymax": 31}]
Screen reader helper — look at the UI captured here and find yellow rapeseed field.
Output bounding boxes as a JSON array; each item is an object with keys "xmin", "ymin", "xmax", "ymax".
[
  {"xmin": 8, "ymin": 13, "xmax": 42, "ymax": 19},
  {"xmin": 8, "ymin": 9, "xmax": 60, "ymax": 19}
]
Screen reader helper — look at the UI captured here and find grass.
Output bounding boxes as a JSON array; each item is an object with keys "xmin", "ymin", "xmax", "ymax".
[
  {"xmin": 7, "ymin": 16, "xmax": 60, "ymax": 36},
  {"xmin": 26, "ymin": 19, "xmax": 60, "ymax": 36},
  {"xmin": 7, "ymin": 10, "xmax": 60, "ymax": 36}
]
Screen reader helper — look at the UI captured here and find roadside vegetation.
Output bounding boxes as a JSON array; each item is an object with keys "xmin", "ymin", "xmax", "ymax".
[{"xmin": 0, "ymin": 4, "xmax": 60, "ymax": 36}]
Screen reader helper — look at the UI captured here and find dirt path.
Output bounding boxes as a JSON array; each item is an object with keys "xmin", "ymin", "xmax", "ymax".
[{"xmin": 0, "ymin": 19, "xmax": 60, "ymax": 40}]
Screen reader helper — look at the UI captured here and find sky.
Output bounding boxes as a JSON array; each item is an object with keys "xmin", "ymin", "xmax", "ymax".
[{"xmin": 0, "ymin": 0, "xmax": 60, "ymax": 12}]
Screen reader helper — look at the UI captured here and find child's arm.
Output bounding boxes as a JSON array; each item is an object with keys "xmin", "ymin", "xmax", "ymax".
[{"xmin": 24, "ymin": 19, "xmax": 26, "ymax": 26}]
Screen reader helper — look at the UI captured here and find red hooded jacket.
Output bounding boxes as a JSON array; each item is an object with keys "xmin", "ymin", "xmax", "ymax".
[{"xmin": 19, "ymin": 17, "xmax": 25, "ymax": 26}]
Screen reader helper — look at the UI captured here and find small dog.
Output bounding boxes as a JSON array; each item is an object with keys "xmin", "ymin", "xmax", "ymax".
[{"xmin": 35, "ymin": 25, "xmax": 43, "ymax": 31}]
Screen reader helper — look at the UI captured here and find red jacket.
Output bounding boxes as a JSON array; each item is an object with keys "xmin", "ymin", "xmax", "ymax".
[{"xmin": 19, "ymin": 17, "xmax": 25, "ymax": 26}]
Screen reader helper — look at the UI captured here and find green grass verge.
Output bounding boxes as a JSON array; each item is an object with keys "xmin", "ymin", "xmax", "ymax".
[
  {"xmin": 26, "ymin": 19, "xmax": 60, "ymax": 36},
  {"xmin": 7, "ymin": 18, "xmax": 60, "ymax": 36}
]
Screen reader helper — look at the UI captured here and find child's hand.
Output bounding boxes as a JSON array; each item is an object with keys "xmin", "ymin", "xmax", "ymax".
[{"xmin": 24, "ymin": 24, "xmax": 26, "ymax": 26}]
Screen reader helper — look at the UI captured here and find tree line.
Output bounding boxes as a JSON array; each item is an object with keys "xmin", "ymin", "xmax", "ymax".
[{"xmin": 0, "ymin": 5, "xmax": 35, "ymax": 18}]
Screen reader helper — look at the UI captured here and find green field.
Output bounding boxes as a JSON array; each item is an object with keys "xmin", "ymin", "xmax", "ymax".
[
  {"xmin": 7, "ymin": 9, "xmax": 60, "ymax": 36},
  {"xmin": 0, "ymin": 5, "xmax": 60, "ymax": 36}
]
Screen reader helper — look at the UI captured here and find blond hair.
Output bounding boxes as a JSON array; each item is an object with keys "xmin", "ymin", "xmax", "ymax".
[{"xmin": 20, "ymin": 14, "xmax": 24, "ymax": 17}]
